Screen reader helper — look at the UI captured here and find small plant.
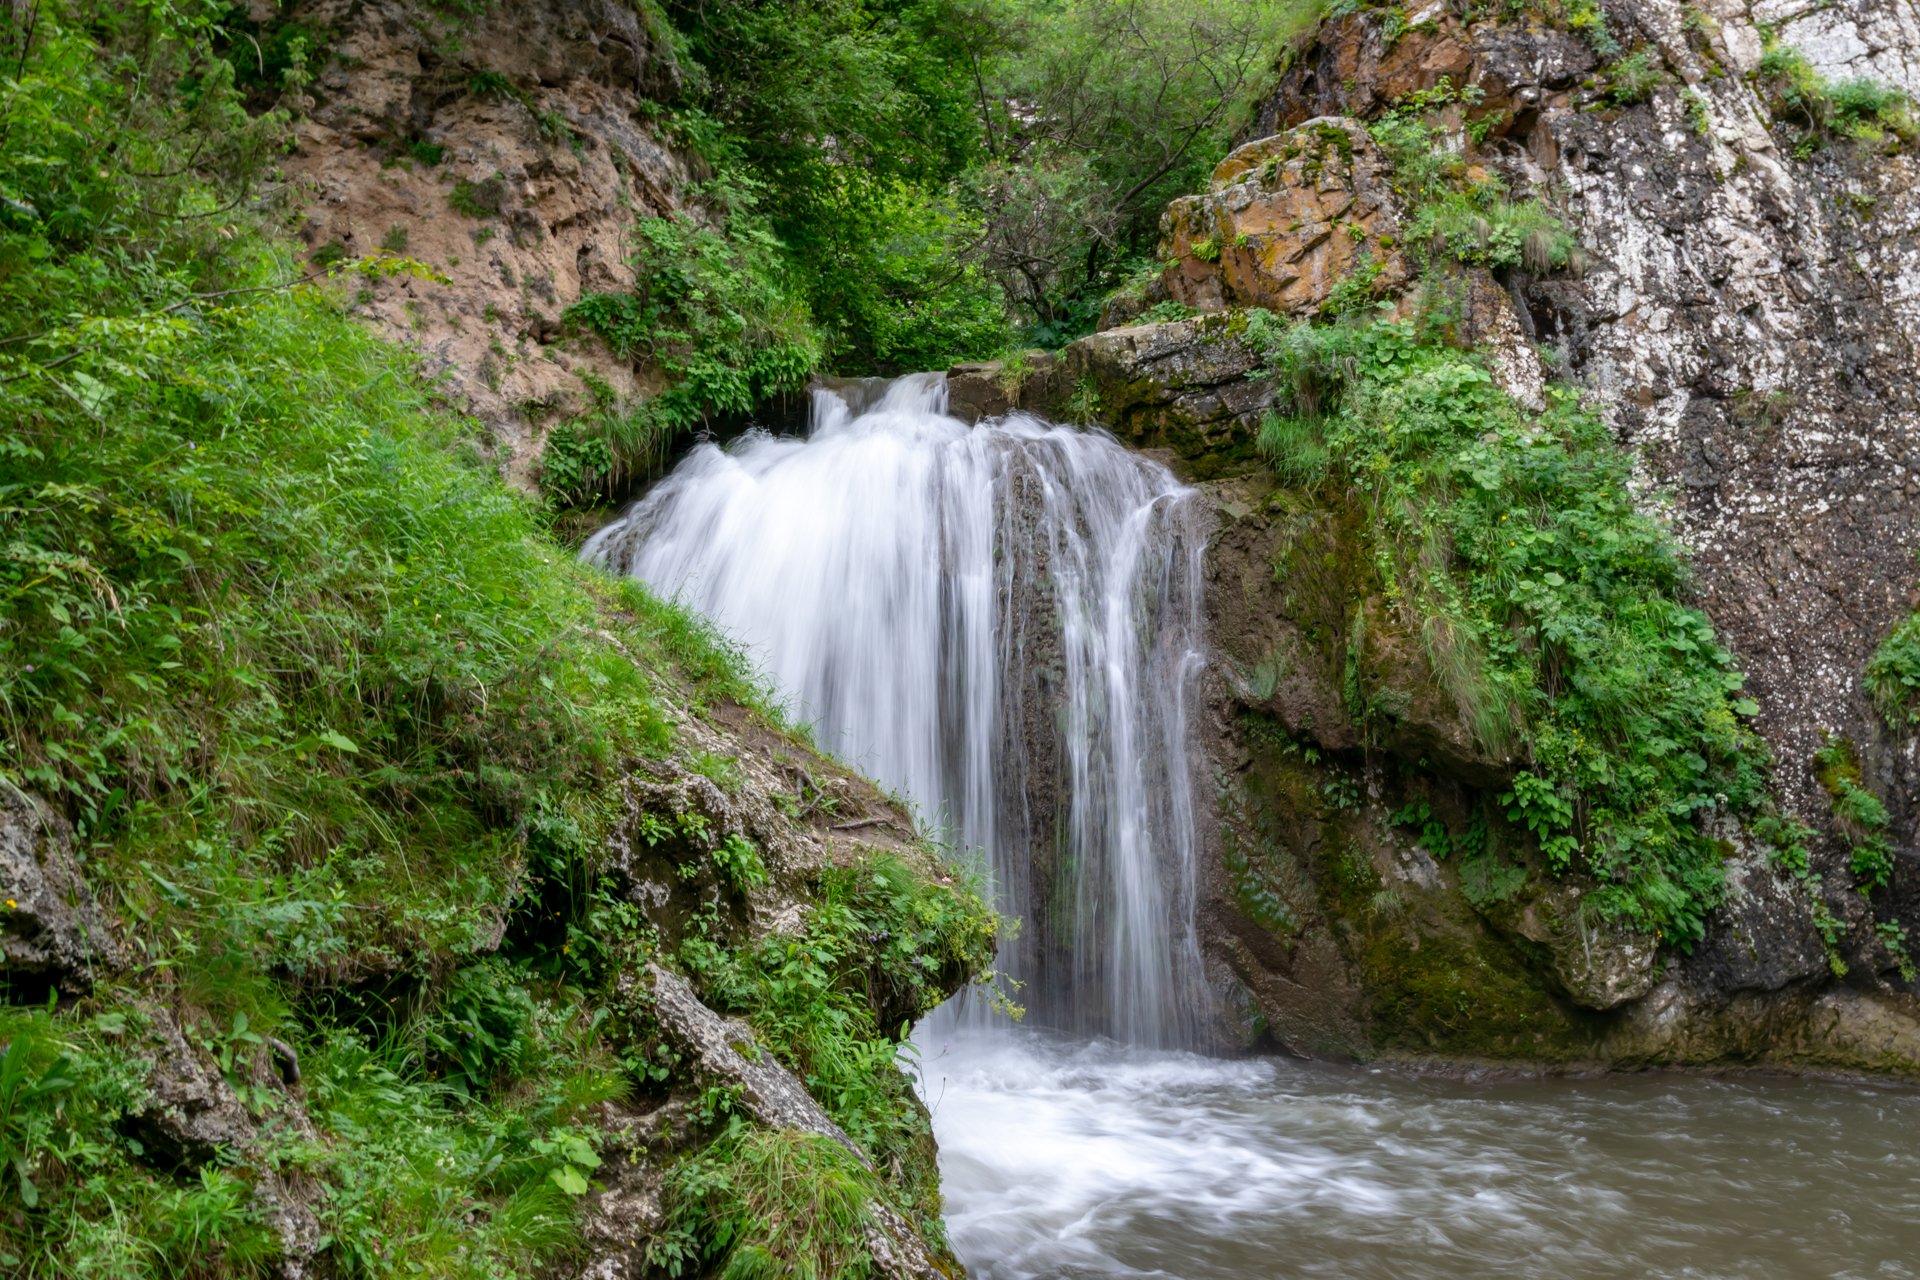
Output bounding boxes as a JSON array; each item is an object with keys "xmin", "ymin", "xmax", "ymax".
[
  {"xmin": 380, "ymin": 223, "xmax": 411, "ymax": 253},
  {"xmin": 1867, "ymin": 605, "xmax": 1920, "ymax": 727},
  {"xmin": 1190, "ymin": 235, "xmax": 1221, "ymax": 262},
  {"xmin": 1684, "ymin": 88, "xmax": 1713, "ymax": 136},
  {"xmin": 1878, "ymin": 919, "xmax": 1919, "ymax": 984},
  {"xmin": 1136, "ymin": 298, "xmax": 1198, "ymax": 324},
  {"xmin": 1814, "ymin": 737, "xmax": 1895, "ymax": 892},
  {"xmin": 450, "ymin": 174, "xmax": 507, "ymax": 218},
  {"xmin": 1605, "ymin": 51, "xmax": 1664, "ymax": 106},
  {"xmin": 1067, "ymin": 374, "xmax": 1104, "ymax": 424},
  {"xmin": 409, "ymin": 138, "xmax": 446, "ymax": 166}
]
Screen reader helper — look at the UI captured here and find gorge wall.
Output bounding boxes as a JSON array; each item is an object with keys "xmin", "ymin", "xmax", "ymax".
[{"xmin": 952, "ymin": 0, "xmax": 1920, "ymax": 1073}]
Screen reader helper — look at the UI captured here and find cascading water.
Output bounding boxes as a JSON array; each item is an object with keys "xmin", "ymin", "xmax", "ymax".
[
  {"xmin": 583, "ymin": 374, "xmax": 1920, "ymax": 1280},
  {"xmin": 582, "ymin": 373, "xmax": 1213, "ymax": 1047}
]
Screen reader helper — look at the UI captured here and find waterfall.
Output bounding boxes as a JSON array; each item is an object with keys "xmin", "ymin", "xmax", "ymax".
[{"xmin": 582, "ymin": 374, "xmax": 1212, "ymax": 1047}]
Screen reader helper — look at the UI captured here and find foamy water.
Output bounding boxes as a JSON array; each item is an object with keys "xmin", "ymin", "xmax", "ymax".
[{"xmin": 918, "ymin": 1027, "xmax": 1920, "ymax": 1280}]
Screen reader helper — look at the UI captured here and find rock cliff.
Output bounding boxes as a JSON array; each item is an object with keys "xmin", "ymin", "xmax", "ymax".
[
  {"xmin": 951, "ymin": 0, "xmax": 1920, "ymax": 1074},
  {"xmin": 269, "ymin": 0, "xmax": 695, "ymax": 488}
]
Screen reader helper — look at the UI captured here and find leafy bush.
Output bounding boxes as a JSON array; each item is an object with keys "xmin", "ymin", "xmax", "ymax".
[
  {"xmin": 1756, "ymin": 39, "xmax": 1918, "ymax": 147},
  {"xmin": 556, "ymin": 212, "xmax": 819, "ymax": 502},
  {"xmin": 1867, "ymin": 608, "xmax": 1920, "ymax": 727},
  {"xmin": 1249, "ymin": 314, "xmax": 1770, "ymax": 943}
]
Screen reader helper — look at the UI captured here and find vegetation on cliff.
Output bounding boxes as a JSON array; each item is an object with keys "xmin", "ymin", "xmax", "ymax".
[
  {"xmin": 1251, "ymin": 310, "xmax": 1769, "ymax": 946},
  {"xmin": 0, "ymin": 4, "xmax": 994, "ymax": 1274}
]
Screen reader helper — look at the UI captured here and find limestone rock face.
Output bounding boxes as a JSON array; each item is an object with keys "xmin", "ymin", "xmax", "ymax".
[
  {"xmin": 1262, "ymin": 0, "xmax": 1920, "ymax": 847},
  {"xmin": 1038, "ymin": 0, "xmax": 1920, "ymax": 1074},
  {"xmin": 0, "ymin": 789, "xmax": 124, "ymax": 991},
  {"xmin": 281, "ymin": 0, "xmax": 695, "ymax": 488},
  {"xmin": 1160, "ymin": 118, "xmax": 1409, "ymax": 317}
]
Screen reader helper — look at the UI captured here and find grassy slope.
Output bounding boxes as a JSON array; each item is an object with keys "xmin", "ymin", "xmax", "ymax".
[{"xmin": 0, "ymin": 7, "xmax": 993, "ymax": 1276}]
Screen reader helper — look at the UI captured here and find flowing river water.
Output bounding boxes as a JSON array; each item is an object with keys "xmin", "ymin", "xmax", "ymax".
[{"xmin": 586, "ymin": 377, "xmax": 1920, "ymax": 1280}]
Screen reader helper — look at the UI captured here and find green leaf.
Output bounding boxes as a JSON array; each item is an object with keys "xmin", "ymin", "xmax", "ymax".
[{"xmin": 549, "ymin": 1164, "xmax": 590, "ymax": 1196}]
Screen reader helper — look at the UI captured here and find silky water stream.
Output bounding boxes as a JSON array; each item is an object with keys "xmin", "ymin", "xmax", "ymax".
[{"xmin": 586, "ymin": 375, "xmax": 1920, "ymax": 1280}]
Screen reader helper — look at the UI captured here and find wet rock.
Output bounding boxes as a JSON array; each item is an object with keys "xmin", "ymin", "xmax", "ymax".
[
  {"xmin": 948, "ymin": 315, "xmax": 1272, "ymax": 476},
  {"xmin": 1160, "ymin": 118, "xmax": 1409, "ymax": 317},
  {"xmin": 0, "ymin": 789, "xmax": 125, "ymax": 991},
  {"xmin": 1173, "ymin": 0, "xmax": 1920, "ymax": 1075},
  {"xmin": 1486, "ymin": 879, "xmax": 1659, "ymax": 1011}
]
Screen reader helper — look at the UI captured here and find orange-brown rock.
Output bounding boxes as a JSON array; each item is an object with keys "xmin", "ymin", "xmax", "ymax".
[{"xmin": 1159, "ymin": 118, "xmax": 1409, "ymax": 317}]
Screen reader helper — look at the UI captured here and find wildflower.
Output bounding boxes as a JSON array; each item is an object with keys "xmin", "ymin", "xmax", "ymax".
[{"xmin": 4, "ymin": 899, "xmax": 16, "ymax": 910}]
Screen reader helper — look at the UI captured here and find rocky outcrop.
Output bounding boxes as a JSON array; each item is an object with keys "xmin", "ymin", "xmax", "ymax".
[
  {"xmin": 124, "ymin": 1003, "xmax": 325, "ymax": 1278},
  {"xmin": 1159, "ymin": 118, "xmax": 1409, "ymax": 317},
  {"xmin": 0, "ymin": 789, "xmax": 125, "ymax": 993},
  {"xmin": 1261, "ymin": 0, "xmax": 1920, "ymax": 849},
  {"xmin": 275, "ymin": 0, "xmax": 695, "ymax": 486},
  {"xmin": 948, "ymin": 314, "xmax": 1271, "ymax": 475}
]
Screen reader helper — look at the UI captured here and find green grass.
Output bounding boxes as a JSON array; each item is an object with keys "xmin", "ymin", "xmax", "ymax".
[
  {"xmin": 1247, "ymin": 312, "xmax": 1769, "ymax": 945},
  {"xmin": 0, "ymin": 7, "xmax": 994, "ymax": 1275}
]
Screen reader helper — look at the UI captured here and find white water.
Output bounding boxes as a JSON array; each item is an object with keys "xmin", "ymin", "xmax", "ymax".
[
  {"xmin": 583, "ymin": 374, "xmax": 1212, "ymax": 1045},
  {"xmin": 917, "ymin": 1028, "xmax": 1920, "ymax": 1279},
  {"xmin": 588, "ymin": 374, "xmax": 1920, "ymax": 1278}
]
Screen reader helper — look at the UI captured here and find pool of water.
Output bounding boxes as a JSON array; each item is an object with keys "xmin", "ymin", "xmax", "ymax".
[{"xmin": 916, "ymin": 1028, "xmax": 1920, "ymax": 1280}]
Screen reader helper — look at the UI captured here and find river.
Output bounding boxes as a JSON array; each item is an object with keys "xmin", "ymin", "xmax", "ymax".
[{"xmin": 920, "ymin": 1027, "xmax": 1920, "ymax": 1280}]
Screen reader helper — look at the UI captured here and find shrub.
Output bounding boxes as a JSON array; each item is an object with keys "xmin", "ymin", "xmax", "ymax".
[
  {"xmin": 1248, "ymin": 313, "xmax": 1770, "ymax": 943},
  {"xmin": 1867, "ymin": 608, "xmax": 1920, "ymax": 726},
  {"xmin": 1605, "ymin": 50, "xmax": 1664, "ymax": 106}
]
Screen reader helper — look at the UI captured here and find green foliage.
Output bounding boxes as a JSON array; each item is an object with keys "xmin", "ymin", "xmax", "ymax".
[
  {"xmin": 1755, "ymin": 38, "xmax": 1917, "ymax": 149},
  {"xmin": 652, "ymin": 1128, "xmax": 880, "ymax": 1279},
  {"xmin": 681, "ymin": 855, "xmax": 997, "ymax": 1215},
  {"xmin": 556, "ymin": 213, "xmax": 819, "ymax": 503},
  {"xmin": 1867, "ymin": 607, "xmax": 1920, "ymax": 727},
  {"xmin": 1604, "ymin": 50, "xmax": 1664, "ymax": 106},
  {"xmin": 1370, "ymin": 99, "xmax": 1581, "ymax": 276},
  {"xmin": 1813, "ymin": 738, "xmax": 1895, "ymax": 893},
  {"xmin": 963, "ymin": 0, "xmax": 1303, "ymax": 333},
  {"xmin": 1249, "ymin": 315, "xmax": 1770, "ymax": 944},
  {"xmin": 449, "ymin": 174, "xmax": 506, "ymax": 218}
]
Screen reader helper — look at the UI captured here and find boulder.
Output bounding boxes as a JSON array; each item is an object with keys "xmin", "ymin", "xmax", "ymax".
[
  {"xmin": 0, "ymin": 789, "xmax": 125, "ymax": 991},
  {"xmin": 1159, "ymin": 118, "xmax": 1409, "ymax": 317}
]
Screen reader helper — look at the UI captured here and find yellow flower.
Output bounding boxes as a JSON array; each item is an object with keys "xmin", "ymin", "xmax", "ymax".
[{"xmin": 4, "ymin": 899, "xmax": 15, "ymax": 910}]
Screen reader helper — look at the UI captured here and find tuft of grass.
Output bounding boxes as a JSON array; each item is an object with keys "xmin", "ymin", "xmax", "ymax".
[
  {"xmin": 1755, "ymin": 39, "xmax": 1918, "ymax": 148},
  {"xmin": 1604, "ymin": 50, "xmax": 1664, "ymax": 106},
  {"xmin": 651, "ymin": 1128, "xmax": 879, "ymax": 1280},
  {"xmin": 1867, "ymin": 606, "xmax": 1920, "ymax": 728}
]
